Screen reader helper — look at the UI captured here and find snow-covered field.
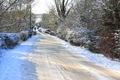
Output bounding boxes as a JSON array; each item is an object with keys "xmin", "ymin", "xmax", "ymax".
[
  {"xmin": 0, "ymin": 35, "xmax": 39, "ymax": 80},
  {"xmin": 53, "ymin": 36, "xmax": 120, "ymax": 74}
]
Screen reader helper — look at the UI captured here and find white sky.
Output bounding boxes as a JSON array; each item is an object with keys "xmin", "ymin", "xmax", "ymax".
[{"xmin": 32, "ymin": 0, "xmax": 54, "ymax": 14}]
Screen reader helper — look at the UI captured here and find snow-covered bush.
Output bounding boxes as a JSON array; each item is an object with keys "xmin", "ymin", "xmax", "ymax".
[
  {"xmin": 0, "ymin": 30, "xmax": 34, "ymax": 49},
  {"xmin": 88, "ymin": 31, "xmax": 100, "ymax": 53},
  {"xmin": 65, "ymin": 27, "xmax": 90, "ymax": 47},
  {"xmin": 99, "ymin": 26, "xmax": 120, "ymax": 60},
  {"xmin": 0, "ymin": 33, "xmax": 20, "ymax": 49},
  {"xmin": 0, "ymin": 38, "xmax": 7, "ymax": 49},
  {"xmin": 19, "ymin": 31, "xmax": 29, "ymax": 41},
  {"xmin": 57, "ymin": 23, "xmax": 68, "ymax": 40},
  {"xmin": 113, "ymin": 30, "xmax": 120, "ymax": 59}
]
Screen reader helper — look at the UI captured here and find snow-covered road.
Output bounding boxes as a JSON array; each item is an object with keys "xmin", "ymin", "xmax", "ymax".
[{"xmin": 0, "ymin": 33, "xmax": 120, "ymax": 80}]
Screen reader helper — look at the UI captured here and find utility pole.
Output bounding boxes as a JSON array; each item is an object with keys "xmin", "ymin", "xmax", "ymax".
[{"xmin": 30, "ymin": 4, "xmax": 32, "ymax": 30}]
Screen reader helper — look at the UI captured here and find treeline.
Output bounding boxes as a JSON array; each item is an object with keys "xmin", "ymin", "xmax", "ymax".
[
  {"xmin": 41, "ymin": 0, "xmax": 120, "ymax": 60},
  {"xmin": 0, "ymin": 0, "xmax": 37, "ymax": 50},
  {"xmin": 0, "ymin": 0, "xmax": 35, "ymax": 33}
]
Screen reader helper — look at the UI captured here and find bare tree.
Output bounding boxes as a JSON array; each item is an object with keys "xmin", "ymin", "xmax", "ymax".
[
  {"xmin": 54, "ymin": 0, "xmax": 73, "ymax": 21},
  {"xmin": 0, "ymin": 0, "xmax": 35, "ymax": 32},
  {"xmin": 0, "ymin": 0, "xmax": 17, "ymax": 17}
]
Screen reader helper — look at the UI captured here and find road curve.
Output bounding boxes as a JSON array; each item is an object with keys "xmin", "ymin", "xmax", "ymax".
[{"xmin": 27, "ymin": 34, "xmax": 120, "ymax": 80}]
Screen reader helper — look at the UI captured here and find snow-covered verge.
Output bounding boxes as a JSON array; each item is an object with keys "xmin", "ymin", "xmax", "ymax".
[
  {"xmin": 53, "ymin": 36, "xmax": 120, "ymax": 74},
  {"xmin": 0, "ymin": 35, "xmax": 39, "ymax": 80},
  {"xmin": 0, "ymin": 30, "xmax": 32, "ymax": 49},
  {"xmin": 0, "ymin": 33, "xmax": 20, "ymax": 49}
]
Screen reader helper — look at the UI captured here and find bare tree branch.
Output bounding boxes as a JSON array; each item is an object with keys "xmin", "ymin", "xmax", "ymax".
[
  {"xmin": 0, "ymin": 0, "xmax": 17, "ymax": 17},
  {"xmin": 0, "ymin": 21, "xmax": 18, "ymax": 29},
  {"xmin": 54, "ymin": 0, "xmax": 72, "ymax": 21},
  {"xmin": 0, "ymin": 0, "xmax": 5, "ymax": 6},
  {"xmin": 54, "ymin": 0, "xmax": 61, "ymax": 17}
]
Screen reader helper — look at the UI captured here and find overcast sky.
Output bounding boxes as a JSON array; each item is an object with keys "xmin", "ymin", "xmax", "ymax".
[{"xmin": 32, "ymin": 0, "xmax": 54, "ymax": 14}]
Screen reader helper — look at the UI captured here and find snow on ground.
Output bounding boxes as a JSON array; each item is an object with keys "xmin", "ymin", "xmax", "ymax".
[
  {"xmin": 0, "ymin": 35, "xmax": 39, "ymax": 80},
  {"xmin": 0, "ymin": 32, "xmax": 120, "ymax": 80},
  {"xmin": 52, "ymin": 36, "xmax": 120, "ymax": 74}
]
